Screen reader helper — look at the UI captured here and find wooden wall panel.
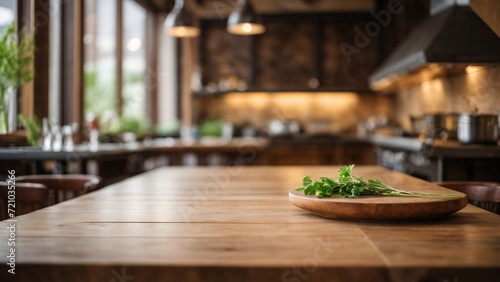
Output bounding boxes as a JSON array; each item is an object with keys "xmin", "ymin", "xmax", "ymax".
[
  {"xmin": 60, "ymin": 0, "xmax": 84, "ymax": 142},
  {"xmin": 17, "ymin": 0, "xmax": 34, "ymax": 118},
  {"xmin": 145, "ymin": 11, "xmax": 160, "ymax": 124},
  {"xmin": 61, "ymin": 0, "xmax": 75, "ymax": 125},
  {"xmin": 377, "ymin": 0, "xmax": 429, "ymax": 60},
  {"xmin": 322, "ymin": 20, "xmax": 377, "ymax": 88},
  {"xmin": 255, "ymin": 20, "xmax": 316, "ymax": 89},
  {"xmin": 199, "ymin": 14, "xmax": 378, "ymax": 90},
  {"xmin": 200, "ymin": 23, "xmax": 251, "ymax": 88},
  {"xmin": 32, "ymin": 0, "xmax": 50, "ymax": 120},
  {"xmin": 470, "ymin": 0, "xmax": 500, "ymax": 37}
]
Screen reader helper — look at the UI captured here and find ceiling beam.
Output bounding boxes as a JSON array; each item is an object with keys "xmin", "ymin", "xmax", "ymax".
[
  {"xmin": 135, "ymin": 0, "xmax": 174, "ymax": 12},
  {"xmin": 191, "ymin": 0, "xmax": 375, "ymax": 19}
]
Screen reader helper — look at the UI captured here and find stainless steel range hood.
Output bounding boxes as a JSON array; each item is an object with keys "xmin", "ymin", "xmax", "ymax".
[{"xmin": 369, "ymin": 0, "xmax": 500, "ymax": 91}]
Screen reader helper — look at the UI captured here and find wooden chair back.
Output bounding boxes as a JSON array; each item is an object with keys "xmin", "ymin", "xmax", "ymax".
[
  {"xmin": 435, "ymin": 182, "xmax": 500, "ymax": 214},
  {"xmin": 0, "ymin": 181, "xmax": 48, "ymax": 220},
  {"xmin": 16, "ymin": 175, "xmax": 103, "ymax": 204}
]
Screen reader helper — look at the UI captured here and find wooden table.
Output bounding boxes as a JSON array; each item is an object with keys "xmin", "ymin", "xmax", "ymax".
[
  {"xmin": 1, "ymin": 166, "xmax": 500, "ymax": 282},
  {"xmin": 0, "ymin": 138, "xmax": 268, "ymax": 183}
]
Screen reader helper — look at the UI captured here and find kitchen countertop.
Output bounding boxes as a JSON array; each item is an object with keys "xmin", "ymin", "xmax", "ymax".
[
  {"xmin": 0, "ymin": 137, "xmax": 269, "ymax": 161},
  {"xmin": 1, "ymin": 166, "xmax": 499, "ymax": 281},
  {"xmin": 269, "ymin": 134, "xmax": 371, "ymax": 145},
  {"xmin": 0, "ymin": 135, "xmax": 371, "ymax": 162},
  {"xmin": 2, "ymin": 135, "xmax": 500, "ymax": 161},
  {"xmin": 371, "ymin": 135, "xmax": 500, "ymax": 158}
]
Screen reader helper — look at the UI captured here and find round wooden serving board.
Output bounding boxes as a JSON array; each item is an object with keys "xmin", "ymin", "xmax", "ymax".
[{"xmin": 289, "ymin": 190, "xmax": 468, "ymax": 221}]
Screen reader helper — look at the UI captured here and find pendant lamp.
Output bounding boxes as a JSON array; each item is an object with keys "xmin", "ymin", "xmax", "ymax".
[
  {"xmin": 227, "ymin": 0, "xmax": 265, "ymax": 35},
  {"xmin": 164, "ymin": 0, "xmax": 200, "ymax": 37}
]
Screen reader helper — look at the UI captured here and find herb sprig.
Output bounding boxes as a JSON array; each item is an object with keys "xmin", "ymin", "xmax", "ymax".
[{"xmin": 296, "ymin": 165, "xmax": 461, "ymax": 199}]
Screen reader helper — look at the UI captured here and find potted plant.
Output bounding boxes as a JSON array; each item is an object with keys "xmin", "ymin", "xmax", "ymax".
[{"xmin": 0, "ymin": 23, "xmax": 34, "ymax": 134}]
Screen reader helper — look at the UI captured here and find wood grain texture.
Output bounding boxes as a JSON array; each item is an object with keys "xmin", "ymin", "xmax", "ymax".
[
  {"xmin": 1, "ymin": 166, "xmax": 500, "ymax": 282},
  {"xmin": 289, "ymin": 190, "xmax": 467, "ymax": 220}
]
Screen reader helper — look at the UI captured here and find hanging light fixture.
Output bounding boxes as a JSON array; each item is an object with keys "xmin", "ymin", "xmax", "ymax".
[
  {"xmin": 164, "ymin": 0, "xmax": 200, "ymax": 37},
  {"xmin": 227, "ymin": 0, "xmax": 265, "ymax": 35}
]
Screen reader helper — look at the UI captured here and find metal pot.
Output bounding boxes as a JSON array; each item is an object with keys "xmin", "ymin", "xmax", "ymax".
[
  {"xmin": 410, "ymin": 116, "xmax": 425, "ymax": 135},
  {"xmin": 423, "ymin": 114, "xmax": 447, "ymax": 138},
  {"xmin": 457, "ymin": 114, "xmax": 499, "ymax": 145},
  {"xmin": 268, "ymin": 119, "xmax": 301, "ymax": 136},
  {"xmin": 444, "ymin": 113, "xmax": 460, "ymax": 140}
]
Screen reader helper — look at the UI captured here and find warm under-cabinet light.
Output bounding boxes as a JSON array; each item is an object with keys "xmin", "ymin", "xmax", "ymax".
[{"xmin": 465, "ymin": 65, "xmax": 486, "ymax": 74}]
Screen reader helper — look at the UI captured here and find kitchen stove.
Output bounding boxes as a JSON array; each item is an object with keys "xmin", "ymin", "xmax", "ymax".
[{"xmin": 372, "ymin": 136, "xmax": 500, "ymax": 182}]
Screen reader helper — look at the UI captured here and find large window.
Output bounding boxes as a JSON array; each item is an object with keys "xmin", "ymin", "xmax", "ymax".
[
  {"xmin": 0, "ymin": 0, "xmax": 15, "ymax": 134},
  {"xmin": 84, "ymin": 0, "xmax": 118, "ymax": 124},
  {"xmin": 83, "ymin": 0, "xmax": 147, "ymax": 131},
  {"xmin": 122, "ymin": 0, "xmax": 147, "ymax": 120},
  {"xmin": 0, "ymin": 0, "xmax": 15, "ymax": 35}
]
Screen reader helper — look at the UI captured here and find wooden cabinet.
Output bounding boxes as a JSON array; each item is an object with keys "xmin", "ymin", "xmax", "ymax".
[
  {"xmin": 259, "ymin": 145, "xmax": 341, "ymax": 166},
  {"xmin": 199, "ymin": 14, "xmax": 378, "ymax": 91},
  {"xmin": 342, "ymin": 143, "xmax": 375, "ymax": 165},
  {"xmin": 259, "ymin": 142, "xmax": 375, "ymax": 166},
  {"xmin": 321, "ymin": 20, "xmax": 377, "ymax": 88},
  {"xmin": 255, "ymin": 20, "xmax": 316, "ymax": 88},
  {"xmin": 200, "ymin": 23, "xmax": 251, "ymax": 87}
]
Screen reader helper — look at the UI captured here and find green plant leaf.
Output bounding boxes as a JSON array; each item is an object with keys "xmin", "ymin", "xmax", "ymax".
[{"xmin": 0, "ymin": 23, "xmax": 35, "ymax": 131}]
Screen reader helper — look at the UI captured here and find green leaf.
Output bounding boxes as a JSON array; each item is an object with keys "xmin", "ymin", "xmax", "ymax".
[
  {"xmin": 296, "ymin": 165, "xmax": 462, "ymax": 200},
  {"xmin": 0, "ymin": 23, "xmax": 35, "ymax": 129},
  {"xmin": 303, "ymin": 176, "xmax": 313, "ymax": 186},
  {"xmin": 18, "ymin": 114, "xmax": 40, "ymax": 146}
]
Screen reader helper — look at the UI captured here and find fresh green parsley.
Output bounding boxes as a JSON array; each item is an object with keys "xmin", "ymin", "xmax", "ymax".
[{"xmin": 296, "ymin": 165, "xmax": 461, "ymax": 199}]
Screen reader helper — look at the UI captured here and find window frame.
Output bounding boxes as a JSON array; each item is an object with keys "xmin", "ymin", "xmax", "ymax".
[
  {"xmin": 82, "ymin": 0, "xmax": 158, "ymax": 128},
  {"xmin": 1, "ymin": 0, "xmax": 161, "ymax": 143}
]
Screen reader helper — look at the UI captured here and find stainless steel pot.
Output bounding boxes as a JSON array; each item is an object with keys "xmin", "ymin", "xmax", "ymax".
[
  {"xmin": 444, "ymin": 113, "xmax": 460, "ymax": 140},
  {"xmin": 423, "ymin": 114, "xmax": 451, "ymax": 139},
  {"xmin": 423, "ymin": 114, "xmax": 445, "ymax": 135},
  {"xmin": 457, "ymin": 114, "xmax": 499, "ymax": 145},
  {"xmin": 410, "ymin": 116, "xmax": 425, "ymax": 135}
]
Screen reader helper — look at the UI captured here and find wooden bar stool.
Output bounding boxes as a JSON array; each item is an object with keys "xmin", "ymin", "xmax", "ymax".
[
  {"xmin": 16, "ymin": 175, "xmax": 103, "ymax": 204},
  {"xmin": 435, "ymin": 182, "xmax": 500, "ymax": 215},
  {"xmin": 0, "ymin": 182, "xmax": 49, "ymax": 220}
]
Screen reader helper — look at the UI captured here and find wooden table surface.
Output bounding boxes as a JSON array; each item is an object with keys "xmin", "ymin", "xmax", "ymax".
[
  {"xmin": 0, "ymin": 137, "xmax": 269, "ymax": 161},
  {"xmin": 1, "ymin": 166, "xmax": 500, "ymax": 282}
]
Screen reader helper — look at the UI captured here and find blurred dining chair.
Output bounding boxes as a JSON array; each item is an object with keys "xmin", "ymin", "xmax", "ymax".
[
  {"xmin": 435, "ymin": 182, "xmax": 500, "ymax": 215},
  {"xmin": 0, "ymin": 181, "xmax": 49, "ymax": 220},
  {"xmin": 16, "ymin": 174, "xmax": 103, "ymax": 204}
]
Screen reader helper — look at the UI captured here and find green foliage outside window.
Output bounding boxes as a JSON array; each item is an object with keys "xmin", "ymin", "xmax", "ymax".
[{"xmin": 0, "ymin": 23, "xmax": 34, "ymax": 133}]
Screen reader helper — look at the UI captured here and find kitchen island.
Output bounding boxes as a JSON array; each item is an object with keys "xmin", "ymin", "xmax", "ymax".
[{"xmin": 1, "ymin": 166, "xmax": 499, "ymax": 282}]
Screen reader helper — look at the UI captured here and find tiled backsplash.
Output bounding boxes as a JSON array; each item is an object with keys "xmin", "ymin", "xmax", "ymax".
[
  {"xmin": 192, "ymin": 67, "xmax": 500, "ymax": 134},
  {"xmin": 395, "ymin": 66, "xmax": 500, "ymax": 131},
  {"xmin": 193, "ymin": 92, "xmax": 394, "ymax": 133}
]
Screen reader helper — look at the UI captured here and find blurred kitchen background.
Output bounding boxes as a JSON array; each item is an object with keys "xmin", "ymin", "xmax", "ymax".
[{"xmin": 0, "ymin": 0, "xmax": 499, "ymax": 183}]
